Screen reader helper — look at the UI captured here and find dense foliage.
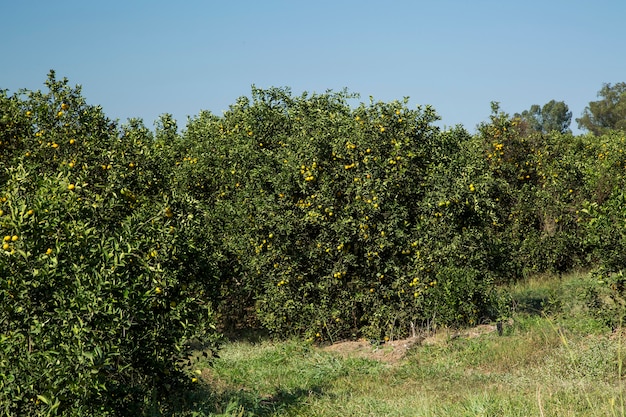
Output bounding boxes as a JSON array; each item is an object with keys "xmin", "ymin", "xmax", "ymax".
[
  {"xmin": 577, "ymin": 82, "xmax": 626, "ymax": 135},
  {"xmin": 0, "ymin": 73, "xmax": 221, "ymax": 416},
  {"xmin": 2, "ymin": 73, "xmax": 626, "ymax": 415},
  {"xmin": 186, "ymin": 88, "xmax": 506, "ymax": 341},
  {"xmin": 514, "ymin": 100, "xmax": 572, "ymax": 134}
]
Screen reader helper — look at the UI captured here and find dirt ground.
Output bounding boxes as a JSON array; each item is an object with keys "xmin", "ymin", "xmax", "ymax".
[{"xmin": 322, "ymin": 324, "xmax": 500, "ymax": 364}]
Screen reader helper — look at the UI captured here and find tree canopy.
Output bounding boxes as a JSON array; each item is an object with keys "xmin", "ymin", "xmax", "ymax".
[
  {"xmin": 576, "ymin": 82, "xmax": 626, "ymax": 135},
  {"xmin": 514, "ymin": 100, "xmax": 572, "ymax": 134}
]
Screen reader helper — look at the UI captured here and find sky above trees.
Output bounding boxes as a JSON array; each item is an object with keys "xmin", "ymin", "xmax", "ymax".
[{"xmin": 2, "ymin": 0, "xmax": 625, "ymax": 134}]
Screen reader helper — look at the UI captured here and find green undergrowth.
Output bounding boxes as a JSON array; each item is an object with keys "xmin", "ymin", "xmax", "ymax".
[{"xmin": 184, "ymin": 271, "xmax": 626, "ymax": 416}]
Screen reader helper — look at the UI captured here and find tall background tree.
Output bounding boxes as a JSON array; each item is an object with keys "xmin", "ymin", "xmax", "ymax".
[
  {"xmin": 577, "ymin": 82, "xmax": 626, "ymax": 135},
  {"xmin": 515, "ymin": 100, "xmax": 572, "ymax": 134}
]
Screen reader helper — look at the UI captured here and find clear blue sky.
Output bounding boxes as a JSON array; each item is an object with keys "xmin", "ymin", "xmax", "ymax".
[{"xmin": 2, "ymin": 0, "xmax": 625, "ymax": 134}]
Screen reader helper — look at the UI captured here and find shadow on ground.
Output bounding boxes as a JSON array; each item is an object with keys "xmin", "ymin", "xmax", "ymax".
[
  {"xmin": 511, "ymin": 285, "xmax": 560, "ymax": 316},
  {"xmin": 178, "ymin": 383, "xmax": 330, "ymax": 416}
]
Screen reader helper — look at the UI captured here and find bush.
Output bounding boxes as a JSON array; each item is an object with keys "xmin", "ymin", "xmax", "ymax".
[
  {"xmin": 477, "ymin": 103, "xmax": 592, "ymax": 276},
  {"xmin": 179, "ymin": 88, "xmax": 508, "ymax": 341},
  {"xmin": 0, "ymin": 72, "xmax": 220, "ymax": 416}
]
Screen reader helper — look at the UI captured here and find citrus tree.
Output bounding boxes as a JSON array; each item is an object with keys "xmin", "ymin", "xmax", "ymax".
[
  {"xmin": 180, "ymin": 88, "xmax": 508, "ymax": 342},
  {"xmin": 477, "ymin": 103, "xmax": 590, "ymax": 276},
  {"xmin": 0, "ymin": 72, "xmax": 220, "ymax": 416}
]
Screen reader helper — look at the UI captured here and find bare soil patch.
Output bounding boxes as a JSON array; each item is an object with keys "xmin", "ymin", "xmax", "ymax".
[
  {"xmin": 323, "ymin": 336, "xmax": 424, "ymax": 363},
  {"xmin": 322, "ymin": 324, "xmax": 500, "ymax": 363}
]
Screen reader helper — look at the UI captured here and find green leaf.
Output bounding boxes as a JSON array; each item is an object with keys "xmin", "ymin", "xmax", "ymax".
[{"xmin": 36, "ymin": 394, "xmax": 50, "ymax": 405}]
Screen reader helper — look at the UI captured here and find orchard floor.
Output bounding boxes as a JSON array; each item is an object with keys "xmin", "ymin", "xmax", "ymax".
[{"xmin": 187, "ymin": 271, "xmax": 626, "ymax": 417}]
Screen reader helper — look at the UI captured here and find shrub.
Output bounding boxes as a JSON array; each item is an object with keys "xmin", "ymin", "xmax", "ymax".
[
  {"xmin": 477, "ymin": 103, "xmax": 592, "ymax": 276},
  {"xmin": 180, "ymin": 88, "xmax": 508, "ymax": 341},
  {"xmin": 0, "ymin": 72, "xmax": 220, "ymax": 416}
]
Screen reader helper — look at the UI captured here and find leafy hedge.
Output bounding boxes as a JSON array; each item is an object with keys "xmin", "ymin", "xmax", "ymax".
[
  {"xmin": 179, "ymin": 88, "xmax": 511, "ymax": 341},
  {"xmin": 0, "ymin": 73, "xmax": 220, "ymax": 416},
  {"xmin": 2, "ymin": 73, "xmax": 626, "ymax": 415}
]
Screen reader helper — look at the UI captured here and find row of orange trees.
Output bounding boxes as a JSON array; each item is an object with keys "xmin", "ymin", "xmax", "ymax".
[
  {"xmin": 184, "ymin": 87, "xmax": 510, "ymax": 341},
  {"xmin": 2, "ymin": 72, "xmax": 626, "ymax": 415},
  {"xmin": 0, "ymin": 73, "xmax": 222, "ymax": 415}
]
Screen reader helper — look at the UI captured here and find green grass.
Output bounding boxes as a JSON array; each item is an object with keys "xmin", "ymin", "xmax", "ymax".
[{"xmin": 179, "ymin": 271, "xmax": 626, "ymax": 416}]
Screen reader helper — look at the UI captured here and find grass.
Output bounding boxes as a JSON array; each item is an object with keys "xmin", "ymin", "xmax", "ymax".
[{"xmin": 178, "ymin": 271, "xmax": 626, "ymax": 416}]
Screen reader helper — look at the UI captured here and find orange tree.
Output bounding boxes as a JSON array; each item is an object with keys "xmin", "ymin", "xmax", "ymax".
[
  {"xmin": 478, "ymin": 104, "xmax": 626, "ymax": 328},
  {"xmin": 477, "ymin": 103, "xmax": 591, "ymax": 276},
  {"xmin": 181, "ymin": 88, "xmax": 508, "ymax": 341},
  {"xmin": 577, "ymin": 131, "xmax": 626, "ymax": 273},
  {"xmin": 0, "ymin": 73, "xmax": 220, "ymax": 416},
  {"xmin": 558, "ymin": 131, "xmax": 626, "ymax": 329}
]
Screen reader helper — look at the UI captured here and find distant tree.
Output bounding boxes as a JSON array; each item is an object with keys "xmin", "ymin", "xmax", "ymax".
[
  {"xmin": 515, "ymin": 100, "xmax": 572, "ymax": 134},
  {"xmin": 576, "ymin": 82, "xmax": 626, "ymax": 135}
]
